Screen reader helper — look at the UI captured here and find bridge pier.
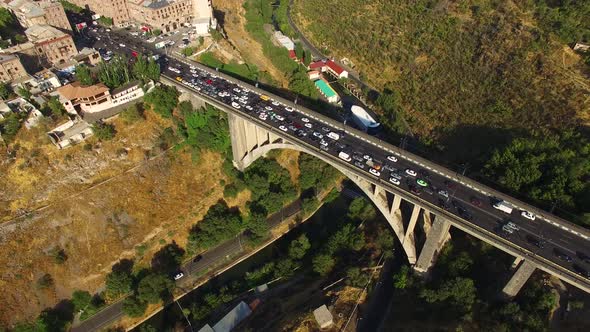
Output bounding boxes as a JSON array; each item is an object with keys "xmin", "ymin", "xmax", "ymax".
[
  {"xmin": 414, "ymin": 215, "xmax": 451, "ymax": 274},
  {"xmin": 502, "ymin": 260, "xmax": 536, "ymax": 298}
]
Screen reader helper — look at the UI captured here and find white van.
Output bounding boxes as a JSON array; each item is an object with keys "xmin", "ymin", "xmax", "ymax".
[
  {"xmin": 338, "ymin": 151, "xmax": 351, "ymax": 162},
  {"xmin": 327, "ymin": 132, "xmax": 340, "ymax": 140},
  {"xmin": 493, "ymin": 201, "xmax": 513, "ymax": 214}
]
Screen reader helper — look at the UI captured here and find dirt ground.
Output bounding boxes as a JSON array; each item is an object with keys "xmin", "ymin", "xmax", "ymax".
[
  {"xmin": 0, "ymin": 112, "xmax": 239, "ymax": 326},
  {"xmin": 214, "ymin": 0, "xmax": 289, "ymax": 86}
]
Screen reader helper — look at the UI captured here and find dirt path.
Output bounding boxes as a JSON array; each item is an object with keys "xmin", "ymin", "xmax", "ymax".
[{"xmin": 215, "ymin": 0, "xmax": 289, "ymax": 86}]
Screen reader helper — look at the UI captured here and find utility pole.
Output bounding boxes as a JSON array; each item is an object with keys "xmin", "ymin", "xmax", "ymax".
[{"xmin": 176, "ymin": 300, "xmax": 193, "ymax": 332}]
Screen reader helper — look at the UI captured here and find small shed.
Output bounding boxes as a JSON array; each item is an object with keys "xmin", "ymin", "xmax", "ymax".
[
  {"xmin": 313, "ymin": 305, "xmax": 334, "ymax": 329},
  {"xmin": 212, "ymin": 301, "xmax": 252, "ymax": 332}
]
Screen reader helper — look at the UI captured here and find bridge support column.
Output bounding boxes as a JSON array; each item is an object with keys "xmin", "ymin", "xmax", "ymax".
[
  {"xmin": 228, "ymin": 113, "xmax": 250, "ymax": 171},
  {"xmin": 414, "ymin": 215, "xmax": 451, "ymax": 274},
  {"xmin": 502, "ymin": 260, "xmax": 536, "ymax": 298}
]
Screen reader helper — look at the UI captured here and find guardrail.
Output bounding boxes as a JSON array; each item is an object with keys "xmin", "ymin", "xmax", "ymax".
[{"xmin": 161, "ymin": 73, "xmax": 590, "ymax": 293}]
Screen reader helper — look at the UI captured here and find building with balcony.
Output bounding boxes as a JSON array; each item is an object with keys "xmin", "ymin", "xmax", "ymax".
[
  {"xmin": 56, "ymin": 80, "xmax": 145, "ymax": 116},
  {"xmin": 0, "ymin": 53, "xmax": 28, "ymax": 82},
  {"xmin": 25, "ymin": 24, "xmax": 78, "ymax": 66}
]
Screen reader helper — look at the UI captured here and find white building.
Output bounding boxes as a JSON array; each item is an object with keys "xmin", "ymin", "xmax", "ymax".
[
  {"xmin": 47, "ymin": 118, "xmax": 93, "ymax": 149},
  {"xmin": 313, "ymin": 305, "xmax": 334, "ymax": 329},
  {"xmin": 273, "ymin": 31, "xmax": 294, "ymax": 50},
  {"xmin": 192, "ymin": 0, "xmax": 214, "ymax": 35}
]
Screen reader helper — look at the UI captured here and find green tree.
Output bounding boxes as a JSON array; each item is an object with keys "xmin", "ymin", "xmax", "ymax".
[
  {"xmin": 346, "ymin": 267, "xmax": 369, "ymax": 288},
  {"xmin": 46, "ymin": 96, "xmax": 66, "ymax": 116},
  {"xmin": 120, "ymin": 103, "xmax": 143, "ymax": 123},
  {"xmin": 97, "ymin": 55, "xmax": 131, "ymax": 89},
  {"xmin": 0, "ymin": 81, "xmax": 13, "ymax": 99},
  {"xmin": 377, "ymin": 89, "xmax": 401, "ymax": 114},
  {"xmin": 0, "ymin": 113, "xmax": 21, "ymax": 141},
  {"xmin": 393, "ymin": 265, "xmax": 414, "ymax": 290},
  {"xmin": 137, "ymin": 273, "xmax": 174, "ymax": 304},
  {"xmin": 122, "ymin": 296, "xmax": 147, "ymax": 318},
  {"xmin": 17, "ymin": 86, "xmax": 32, "ymax": 101},
  {"xmin": 294, "ymin": 42, "xmax": 304, "ymax": 59},
  {"xmin": 143, "ymin": 85, "xmax": 179, "ymax": 118},
  {"xmin": 92, "ymin": 123, "xmax": 116, "ymax": 141},
  {"xmin": 133, "ymin": 56, "xmax": 160, "ymax": 83},
  {"xmin": 71, "ymin": 290, "xmax": 92, "ymax": 312},
  {"xmin": 98, "ymin": 16, "xmax": 113, "ymax": 26},
  {"xmin": 105, "ymin": 270, "xmax": 132, "ymax": 299},
  {"xmin": 13, "ymin": 318, "xmax": 49, "ymax": 332},
  {"xmin": 288, "ymin": 234, "xmax": 311, "ymax": 260},
  {"xmin": 75, "ymin": 64, "xmax": 95, "ymax": 85},
  {"xmin": 186, "ymin": 202, "xmax": 243, "ymax": 254},
  {"xmin": 273, "ymin": 259, "xmax": 297, "ymax": 279},
  {"xmin": 312, "ymin": 253, "xmax": 335, "ymax": 276},
  {"xmin": 181, "ymin": 47, "xmax": 194, "ymax": 57},
  {"xmin": 347, "ymin": 197, "xmax": 376, "ymax": 221},
  {"xmin": 420, "ymin": 277, "xmax": 477, "ymax": 313}
]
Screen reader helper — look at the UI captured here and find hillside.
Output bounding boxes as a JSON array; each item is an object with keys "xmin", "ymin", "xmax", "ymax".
[{"xmin": 291, "ymin": 0, "xmax": 590, "ymax": 223}]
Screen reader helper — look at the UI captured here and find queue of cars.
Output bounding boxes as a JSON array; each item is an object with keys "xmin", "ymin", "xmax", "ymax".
[{"xmin": 92, "ymin": 26, "xmax": 590, "ymax": 281}]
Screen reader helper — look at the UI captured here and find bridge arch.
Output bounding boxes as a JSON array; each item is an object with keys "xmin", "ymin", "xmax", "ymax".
[{"xmin": 229, "ymin": 117, "xmax": 422, "ymax": 264}]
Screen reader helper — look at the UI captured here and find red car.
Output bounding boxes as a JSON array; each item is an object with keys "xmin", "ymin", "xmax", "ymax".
[
  {"xmin": 131, "ymin": 51, "xmax": 138, "ymax": 57},
  {"xmin": 470, "ymin": 196, "xmax": 482, "ymax": 207}
]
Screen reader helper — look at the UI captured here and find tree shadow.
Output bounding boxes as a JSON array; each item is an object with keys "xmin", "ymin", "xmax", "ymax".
[
  {"xmin": 39, "ymin": 299, "xmax": 75, "ymax": 331},
  {"xmin": 151, "ymin": 241, "xmax": 185, "ymax": 274},
  {"xmin": 111, "ymin": 258, "xmax": 134, "ymax": 275}
]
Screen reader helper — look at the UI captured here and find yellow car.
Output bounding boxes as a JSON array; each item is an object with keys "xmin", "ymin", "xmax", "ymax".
[
  {"xmin": 260, "ymin": 95, "xmax": 270, "ymax": 101},
  {"xmin": 175, "ymin": 76, "xmax": 182, "ymax": 82}
]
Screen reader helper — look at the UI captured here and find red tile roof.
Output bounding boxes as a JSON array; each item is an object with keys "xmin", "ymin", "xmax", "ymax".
[
  {"xmin": 288, "ymin": 50, "xmax": 296, "ymax": 59},
  {"xmin": 326, "ymin": 60, "xmax": 344, "ymax": 75},
  {"xmin": 309, "ymin": 61, "xmax": 326, "ymax": 70}
]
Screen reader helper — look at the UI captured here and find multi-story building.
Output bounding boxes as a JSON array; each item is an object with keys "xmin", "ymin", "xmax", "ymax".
[
  {"xmin": 66, "ymin": 0, "xmax": 212, "ymax": 33},
  {"xmin": 67, "ymin": 0, "xmax": 130, "ymax": 26},
  {"xmin": 25, "ymin": 24, "xmax": 77, "ymax": 66},
  {"xmin": 0, "ymin": 53, "xmax": 28, "ymax": 82},
  {"xmin": 56, "ymin": 80, "xmax": 145, "ymax": 115},
  {"xmin": 6, "ymin": 0, "xmax": 71, "ymax": 32},
  {"xmin": 127, "ymin": 0, "xmax": 192, "ymax": 33}
]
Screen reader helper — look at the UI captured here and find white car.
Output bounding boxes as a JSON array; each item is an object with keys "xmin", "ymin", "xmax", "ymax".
[
  {"xmin": 285, "ymin": 106, "xmax": 294, "ymax": 112},
  {"xmin": 405, "ymin": 168, "xmax": 417, "ymax": 177},
  {"xmin": 369, "ymin": 168, "xmax": 381, "ymax": 177},
  {"xmin": 265, "ymin": 106, "xmax": 273, "ymax": 111},
  {"xmin": 173, "ymin": 272, "xmax": 184, "ymax": 281},
  {"xmin": 312, "ymin": 132, "xmax": 323, "ymax": 139},
  {"xmin": 521, "ymin": 211, "xmax": 536, "ymax": 221},
  {"xmin": 301, "ymin": 117, "xmax": 310, "ymax": 123},
  {"xmin": 190, "ymin": 65, "xmax": 197, "ymax": 70},
  {"xmin": 363, "ymin": 154, "xmax": 372, "ymax": 161},
  {"xmin": 438, "ymin": 190, "xmax": 449, "ymax": 198},
  {"xmin": 119, "ymin": 43, "xmax": 126, "ymax": 47},
  {"xmin": 259, "ymin": 114, "xmax": 268, "ymax": 120},
  {"xmin": 279, "ymin": 125, "xmax": 288, "ymax": 132},
  {"xmin": 389, "ymin": 177, "xmax": 401, "ymax": 185},
  {"xmin": 304, "ymin": 123, "xmax": 312, "ymax": 129},
  {"xmin": 272, "ymin": 101, "xmax": 280, "ymax": 106},
  {"xmin": 245, "ymin": 105, "xmax": 253, "ymax": 111},
  {"xmin": 231, "ymin": 102, "xmax": 241, "ymax": 109},
  {"xmin": 274, "ymin": 115, "xmax": 285, "ymax": 121},
  {"xmin": 387, "ymin": 155, "xmax": 398, "ymax": 162},
  {"xmin": 233, "ymin": 88, "xmax": 241, "ymax": 93},
  {"xmin": 320, "ymin": 139, "xmax": 329, "ymax": 147}
]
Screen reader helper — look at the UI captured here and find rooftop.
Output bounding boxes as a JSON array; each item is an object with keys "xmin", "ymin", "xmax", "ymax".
[
  {"xmin": 57, "ymin": 81, "xmax": 109, "ymax": 100},
  {"xmin": 25, "ymin": 24, "xmax": 67, "ymax": 43},
  {"xmin": 0, "ymin": 53, "xmax": 18, "ymax": 63},
  {"xmin": 111, "ymin": 80, "xmax": 141, "ymax": 96},
  {"xmin": 141, "ymin": 0, "xmax": 174, "ymax": 9},
  {"xmin": 8, "ymin": 0, "xmax": 44, "ymax": 18}
]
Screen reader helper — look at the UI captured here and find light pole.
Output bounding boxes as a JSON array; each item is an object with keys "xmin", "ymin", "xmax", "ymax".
[{"xmin": 176, "ymin": 300, "xmax": 193, "ymax": 332}]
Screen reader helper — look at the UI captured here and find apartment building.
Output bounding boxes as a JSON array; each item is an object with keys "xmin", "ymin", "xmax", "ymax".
[
  {"xmin": 7, "ymin": 0, "xmax": 71, "ymax": 32},
  {"xmin": 25, "ymin": 24, "xmax": 77, "ymax": 66},
  {"xmin": 67, "ymin": 0, "xmax": 130, "ymax": 26},
  {"xmin": 57, "ymin": 80, "xmax": 145, "ymax": 115},
  {"xmin": 127, "ymin": 0, "xmax": 193, "ymax": 33},
  {"xmin": 0, "ymin": 54, "xmax": 28, "ymax": 82}
]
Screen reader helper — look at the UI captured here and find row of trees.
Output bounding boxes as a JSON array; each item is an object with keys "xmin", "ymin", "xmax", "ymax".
[{"xmin": 76, "ymin": 54, "xmax": 160, "ymax": 89}]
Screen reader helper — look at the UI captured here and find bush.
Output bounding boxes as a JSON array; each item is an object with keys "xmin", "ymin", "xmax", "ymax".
[
  {"xmin": 181, "ymin": 47, "xmax": 194, "ymax": 57},
  {"xmin": 122, "ymin": 296, "xmax": 147, "ymax": 318},
  {"xmin": 137, "ymin": 273, "xmax": 174, "ymax": 304},
  {"xmin": 105, "ymin": 270, "xmax": 132, "ymax": 299},
  {"xmin": 312, "ymin": 254, "xmax": 335, "ymax": 276},
  {"xmin": 346, "ymin": 267, "xmax": 370, "ymax": 288},
  {"xmin": 92, "ymin": 123, "xmax": 116, "ymax": 141},
  {"xmin": 143, "ymin": 85, "xmax": 179, "ymax": 118},
  {"xmin": 37, "ymin": 273, "xmax": 54, "ymax": 289},
  {"xmin": 186, "ymin": 202, "xmax": 243, "ymax": 254},
  {"xmin": 120, "ymin": 104, "xmax": 143, "ymax": 124}
]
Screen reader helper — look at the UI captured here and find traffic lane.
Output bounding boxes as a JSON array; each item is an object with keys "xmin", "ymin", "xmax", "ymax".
[
  {"xmin": 166, "ymin": 71, "xmax": 589, "ymax": 278},
  {"xmin": 71, "ymin": 301, "xmax": 124, "ymax": 332},
  {"xmin": 183, "ymin": 236, "xmax": 242, "ymax": 275},
  {"xmin": 97, "ymin": 34, "xmax": 590, "ymax": 274}
]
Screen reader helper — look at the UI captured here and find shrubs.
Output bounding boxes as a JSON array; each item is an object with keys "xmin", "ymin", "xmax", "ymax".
[{"xmin": 92, "ymin": 123, "xmax": 116, "ymax": 141}]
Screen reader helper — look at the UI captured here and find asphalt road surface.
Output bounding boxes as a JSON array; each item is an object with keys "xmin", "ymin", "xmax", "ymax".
[{"xmin": 87, "ymin": 27, "xmax": 590, "ymax": 282}]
